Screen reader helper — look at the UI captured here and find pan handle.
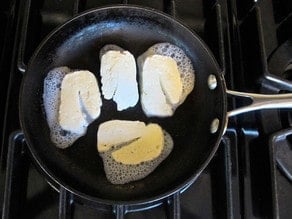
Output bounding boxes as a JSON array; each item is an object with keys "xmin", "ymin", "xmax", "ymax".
[{"xmin": 226, "ymin": 90, "xmax": 292, "ymax": 117}]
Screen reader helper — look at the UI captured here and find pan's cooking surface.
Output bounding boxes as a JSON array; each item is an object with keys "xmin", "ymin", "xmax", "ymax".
[
  {"xmin": 2, "ymin": 0, "xmax": 291, "ymax": 218},
  {"xmin": 20, "ymin": 6, "xmax": 226, "ymax": 201}
]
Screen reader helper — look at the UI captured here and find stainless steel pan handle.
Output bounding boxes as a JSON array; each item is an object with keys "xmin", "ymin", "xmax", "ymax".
[{"xmin": 227, "ymin": 90, "xmax": 292, "ymax": 117}]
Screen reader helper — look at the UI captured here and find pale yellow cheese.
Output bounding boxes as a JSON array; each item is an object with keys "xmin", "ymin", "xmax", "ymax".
[
  {"xmin": 111, "ymin": 124, "xmax": 164, "ymax": 165},
  {"xmin": 97, "ymin": 120, "xmax": 145, "ymax": 152},
  {"xmin": 154, "ymin": 55, "xmax": 183, "ymax": 105}
]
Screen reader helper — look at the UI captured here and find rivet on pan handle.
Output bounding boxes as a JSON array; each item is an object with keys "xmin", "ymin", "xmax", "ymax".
[{"xmin": 226, "ymin": 90, "xmax": 292, "ymax": 117}]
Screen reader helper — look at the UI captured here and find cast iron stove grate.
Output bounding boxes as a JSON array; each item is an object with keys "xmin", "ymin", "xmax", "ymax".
[{"xmin": 1, "ymin": 0, "xmax": 291, "ymax": 218}]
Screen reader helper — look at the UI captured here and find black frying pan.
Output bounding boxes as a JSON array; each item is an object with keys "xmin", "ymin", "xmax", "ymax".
[{"xmin": 19, "ymin": 5, "xmax": 292, "ymax": 205}]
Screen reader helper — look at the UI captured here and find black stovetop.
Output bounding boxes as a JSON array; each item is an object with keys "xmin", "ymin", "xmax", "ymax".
[{"xmin": 1, "ymin": 0, "xmax": 291, "ymax": 218}]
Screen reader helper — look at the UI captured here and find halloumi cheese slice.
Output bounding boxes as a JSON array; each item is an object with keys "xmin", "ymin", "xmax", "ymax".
[
  {"xmin": 97, "ymin": 119, "xmax": 174, "ymax": 184},
  {"xmin": 138, "ymin": 55, "xmax": 178, "ymax": 117},
  {"xmin": 59, "ymin": 70, "xmax": 102, "ymax": 134},
  {"xmin": 138, "ymin": 43, "xmax": 195, "ymax": 118},
  {"xmin": 100, "ymin": 51, "xmax": 120, "ymax": 100},
  {"xmin": 111, "ymin": 124, "xmax": 164, "ymax": 165},
  {"xmin": 100, "ymin": 45, "xmax": 138, "ymax": 111},
  {"xmin": 97, "ymin": 120, "xmax": 145, "ymax": 152},
  {"xmin": 154, "ymin": 55, "xmax": 183, "ymax": 105}
]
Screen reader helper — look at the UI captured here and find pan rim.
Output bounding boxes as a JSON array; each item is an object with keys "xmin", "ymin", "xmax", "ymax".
[{"xmin": 19, "ymin": 4, "xmax": 228, "ymax": 206}]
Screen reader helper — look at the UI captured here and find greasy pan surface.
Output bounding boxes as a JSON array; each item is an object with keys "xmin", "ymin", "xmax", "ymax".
[{"xmin": 19, "ymin": 5, "xmax": 227, "ymax": 204}]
